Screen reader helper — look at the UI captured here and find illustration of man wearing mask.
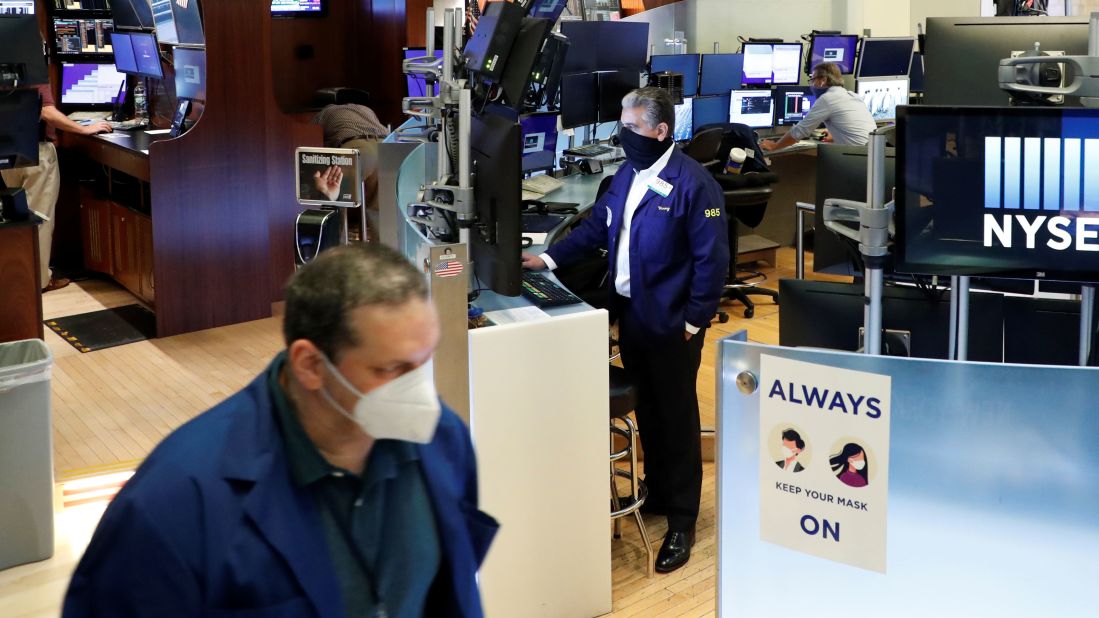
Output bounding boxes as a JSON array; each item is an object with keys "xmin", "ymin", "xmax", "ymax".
[
  {"xmin": 775, "ymin": 428, "xmax": 806, "ymax": 473},
  {"xmin": 521, "ymin": 86, "xmax": 729, "ymax": 574},
  {"xmin": 64, "ymin": 245, "xmax": 498, "ymax": 617}
]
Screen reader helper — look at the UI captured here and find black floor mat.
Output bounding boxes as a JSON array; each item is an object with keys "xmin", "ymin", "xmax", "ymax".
[{"xmin": 45, "ymin": 305, "xmax": 156, "ymax": 353}]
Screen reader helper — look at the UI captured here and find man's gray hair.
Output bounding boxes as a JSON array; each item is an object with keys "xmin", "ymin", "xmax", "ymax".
[
  {"xmin": 621, "ymin": 87, "xmax": 676, "ymax": 135},
  {"xmin": 283, "ymin": 244, "xmax": 428, "ymax": 361},
  {"xmin": 811, "ymin": 62, "xmax": 845, "ymax": 88}
]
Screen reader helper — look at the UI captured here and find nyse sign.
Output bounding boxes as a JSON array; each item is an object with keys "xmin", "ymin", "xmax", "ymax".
[{"xmin": 984, "ymin": 136, "xmax": 1099, "ymax": 251}]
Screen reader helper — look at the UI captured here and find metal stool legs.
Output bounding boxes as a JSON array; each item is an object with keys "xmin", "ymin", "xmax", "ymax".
[{"xmin": 610, "ymin": 415, "xmax": 654, "ymax": 578}]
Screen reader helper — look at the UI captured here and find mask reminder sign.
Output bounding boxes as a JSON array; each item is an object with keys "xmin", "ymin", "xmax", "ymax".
[{"xmin": 759, "ymin": 355, "xmax": 891, "ymax": 573}]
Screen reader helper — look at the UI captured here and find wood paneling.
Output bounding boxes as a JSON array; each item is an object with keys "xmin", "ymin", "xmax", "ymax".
[
  {"xmin": 270, "ymin": 7, "xmax": 352, "ymax": 112},
  {"xmin": 0, "ymin": 222, "xmax": 43, "ymax": 342}
]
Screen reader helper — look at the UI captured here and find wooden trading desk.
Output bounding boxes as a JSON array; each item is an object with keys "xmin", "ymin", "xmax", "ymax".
[{"xmin": 0, "ymin": 217, "xmax": 44, "ymax": 343}]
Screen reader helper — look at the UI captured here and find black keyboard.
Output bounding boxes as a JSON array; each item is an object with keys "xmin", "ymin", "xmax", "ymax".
[
  {"xmin": 521, "ymin": 272, "xmax": 583, "ymax": 307},
  {"xmin": 563, "ymin": 143, "xmax": 613, "ymax": 157}
]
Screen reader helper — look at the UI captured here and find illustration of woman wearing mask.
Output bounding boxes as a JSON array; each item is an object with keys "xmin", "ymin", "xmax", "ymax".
[{"xmin": 830, "ymin": 443, "xmax": 869, "ymax": 488}]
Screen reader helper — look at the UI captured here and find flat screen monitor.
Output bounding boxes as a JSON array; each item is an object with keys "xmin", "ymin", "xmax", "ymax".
[
  {"xmin": 528, "ymin": 0, "xmax": 568, "ymax": 23},
  {"xmin": 272, "ymin": 0, "xmax": 323, "ymax": 15},
  {"xmin": 560, "ymin": 21, "xmax": 647, "ymax": 72},
  {"xmin": 0, "ymin": 1, "xmax": 34, "ymax": 15},
  {"xmin": 692, "ymin": 93, "xmax": 731, "ymax": 129},
  {"xmin": 814, "ymin": 144, "xmax": 896, "ymax": 276},
  {"xmin": 520, "ymin": 111, "xmax": 558, "ymax": 173},
  {"xmin": 650, "ymin": 54, "xmax": 700, "ymax": 98},
  {"xmin": 111, "ymin": 0, "xmax": 155, "ymax": 30},
  {"xmin": 173, "ymin": 47, "xmax": 205, "ymax": 101},
  {"xmin": 130, "ymin": 31, "xmax": 163, "ymax": 78},
  {"xmin": 596, "ymin": 69, "xmax": 640, "ymax": 123},
  {"xmin": 923, "ymin": 17, "xmax": 1089, "ymax": 106},
  {"xmin": 729, "ymin": 89, "xmax": 774, "ymax": 128},
  {"xmin": 674, "ymin": 97, "xmax": 693, "ymax": 142},
  {"xmin": 0, "ymin": 15, "xmax": 47, "ymax": 86},
  {"xmin": 559, "ymin": 72, "xmax": 597, "ymax": 128},
  {"xmin": 856, "ymin": 37, "xmax": 916, "ymax": 78},
  {"xmin": 909, "ymin": 52, "xmax": 924, "ymax": 92},
  {"xmin": 470, "ymin": 111, "xmax": 523, "ymax": 296},
  {"xmin": 809, "ymin": 34, "xmax": 858, "ymax": 74},
  {"xmin": 773, "ymin": 85, "xmax": 815, "ymax": 126},
  {"xmin": 404, "ymin": 47, "xmax": 444, "ymax": 97},
  {"xmin": 112, "ymin": 31, "xmax": 138, "ymax": 73},
  {"xmin": 54, "ymin": 18, "xmax": 113, "ymax": 54},
  {"xmin": 0, "ymin": 88, "xmax": 42, "ymax": 170},
  {"xmin": 60, "ymin": 63, "xmax": 126, "ymax": 106},
  {"xmin": 150, "ymin": 0, "xmax": 203, "ymax": 46},
  {"xmin": 699, "ymin": 53, "xmax": 743, "ymax": 96},
  {"xmin": 857, "ymin": 77, "xmax": 908, "ymax": 121},
  {"xmin": 740, "ymin": 42, "xmax": 802, "ymax": 86},
  {"xmin": 895, "ymin": 105, "xmax": 1099, "ymax": 283}
]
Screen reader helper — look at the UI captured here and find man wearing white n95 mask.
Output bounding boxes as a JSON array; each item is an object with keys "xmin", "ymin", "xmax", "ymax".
[{"xmin": 64, "ymin": 244, "xmax": 498, "ymax": 618}]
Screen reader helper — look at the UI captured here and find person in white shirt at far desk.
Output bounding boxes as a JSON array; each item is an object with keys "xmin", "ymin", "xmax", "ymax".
[{"xmin": 760, "ymin": 62, "xmax": 877, "ymax": 152}]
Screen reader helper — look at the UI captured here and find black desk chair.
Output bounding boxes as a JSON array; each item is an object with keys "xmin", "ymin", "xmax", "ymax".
[
  {"xmin": 681, "ymin": 126, "xmax": 725, "ymax": 167},
  {"xmin": 702, "ymin": 123, "xmax": 781, "ymax": 319}
]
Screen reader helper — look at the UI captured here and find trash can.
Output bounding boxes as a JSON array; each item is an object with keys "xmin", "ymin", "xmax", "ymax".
[{"xmin": 0, "ymin": 339, "xmax": 54, "ymax": 571}]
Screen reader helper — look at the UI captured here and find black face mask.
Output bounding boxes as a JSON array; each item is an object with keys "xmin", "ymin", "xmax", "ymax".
[{"xmin": 618, "ymin": 127, "xmax": 669, "ymax": 171}]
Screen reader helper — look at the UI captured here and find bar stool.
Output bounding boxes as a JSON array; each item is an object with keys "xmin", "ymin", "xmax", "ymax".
[{"xmin": 608, "ymin": 364, "xmax": 655, "ymax": 578}]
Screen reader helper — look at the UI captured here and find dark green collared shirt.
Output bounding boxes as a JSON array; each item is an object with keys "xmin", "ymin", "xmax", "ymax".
[{"xmin": 268, "ymin": 353, "xmax": 441, "ymax": 618}]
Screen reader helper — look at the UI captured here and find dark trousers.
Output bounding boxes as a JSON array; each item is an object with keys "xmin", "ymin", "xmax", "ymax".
[{"xmin": 615, "ymin": 295, "xmax": 704, "ymax": 532}]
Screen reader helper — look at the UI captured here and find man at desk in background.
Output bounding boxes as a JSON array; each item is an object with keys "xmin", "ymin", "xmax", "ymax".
[
  {"xmin": 64, "ymin": 244, "xmax": 498, "ymax": 617},
  {"xmin": 1, "ymin": 84, "xmax": 111, "ymax": 292},
  {"xmin": 760, "ymin": 62, "xmax": 876, "ymax": 152},
  {"xmin": 522, "ymin": 87, "xmax": 729, "ymax": 574}
]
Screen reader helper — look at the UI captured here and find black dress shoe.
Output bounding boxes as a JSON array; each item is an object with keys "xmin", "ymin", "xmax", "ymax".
[{"xmin": 655, "ymin": 528, "xmax": 695, "ymax": 573}]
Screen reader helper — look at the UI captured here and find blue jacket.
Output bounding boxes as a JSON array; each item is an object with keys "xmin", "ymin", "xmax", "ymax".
[
  {"xmin": 63, "ymin": 371, "xmax": 498, "ymax": 618},
  {"xmin": 547, "ymin": 148, "xmax": 730, "ymax": 338}
]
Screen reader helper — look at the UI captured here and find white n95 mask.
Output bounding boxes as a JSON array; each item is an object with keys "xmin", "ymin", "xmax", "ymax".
[{"xmin": 320, "ymin": 356, "xmax": 442, "ymax": 444}]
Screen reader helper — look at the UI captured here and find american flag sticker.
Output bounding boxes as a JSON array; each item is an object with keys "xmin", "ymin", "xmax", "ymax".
[{"xmin": 435, "ymin": 258, "xmax": 465, "ymax": 278}]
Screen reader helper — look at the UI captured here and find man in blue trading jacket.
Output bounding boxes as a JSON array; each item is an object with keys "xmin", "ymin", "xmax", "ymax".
[
  {"xmin": 522, "ymin": 87, "xmax": 729, "ymax": 573},
  {"xmin": 63, "ymin": 244, "xmax": 498, "ymax": 617}
]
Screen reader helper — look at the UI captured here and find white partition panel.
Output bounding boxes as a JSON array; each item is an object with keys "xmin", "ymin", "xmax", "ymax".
[{"xmin": 471, "ymin": 310, "xmax": 612, "ymax": 618}]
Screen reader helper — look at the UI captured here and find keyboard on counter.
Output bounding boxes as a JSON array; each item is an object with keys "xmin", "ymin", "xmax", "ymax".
[
  {"xmin": 107, "ymin": 120, "xmax": 149, "ymax": 131},
  {"xmin": 520, "ymin": 271, "xmax": 583, "ymax": 308},
  {"xmin": 563, "ymin": 143, "xmax": 613, "ymax": 158},
  {"xmin": 521, "ymin": 173, "xmax": 565, "ymax": 196},
  {"xmin": 67, "ymin": 111, "xmax": 112, "ymax": 122}
]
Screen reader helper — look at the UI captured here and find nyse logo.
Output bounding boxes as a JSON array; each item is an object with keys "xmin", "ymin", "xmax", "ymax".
[{"xmin": 983, "ymin": 136, "xmax": 1099, "ymax": 251}]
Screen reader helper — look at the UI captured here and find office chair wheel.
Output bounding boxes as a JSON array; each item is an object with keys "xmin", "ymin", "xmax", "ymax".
[
  {"xmin": 743, "ymin": 307, "xmax": 754, "ymax": 319},
  {"xmin": 717, "ymin": 311, "xmax": 729, "ymax": 323}
]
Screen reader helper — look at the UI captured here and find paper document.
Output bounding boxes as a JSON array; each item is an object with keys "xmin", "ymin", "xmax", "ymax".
[
  {"xmin": 483, "ymin": 306, "xmax": 551, "ymax": 326},
  {"xmin": 145, "ymin": 129, "xmax": 171, "ymax": 135},
  {"xmin": 522, "ymin": 232, "xmax": 548, "ymax": 246}
]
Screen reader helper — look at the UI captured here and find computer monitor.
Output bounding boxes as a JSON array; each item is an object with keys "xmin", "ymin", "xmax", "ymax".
[
  {"xmin": 856, "ymin": 37, "xmax": 916, "ymax": 78},
  {"xmin": 560, "ymin": 21, "xmax": 648, "ymax": 73},
  {"xmin": 908, "ymin": 52, "xmax": 924, "ymax": 93},
  {"xmin": 856, "ymin": 76, "xmax": 908, "ymax": 121},
  {"xmin": 112, "ymin": 32, "xmax": 138, "ymax": 73},
  {"xmin": 60, "ymin": 63, "xmax": 126, "ymax": 107},
  {"xmin": 271, "ymin": 0, "xmax": 324, "ymax": 15},
  {"xmin": 650, "ymin": 54, "xmax": 700, "ymax": 98},
  {"xmin": 692, "ymin": 93, "xmax": 731, "ymax": 129},
  {"xmin": 740, "ymin": 42, "xmax": 803, "ymax": 86},
  {"xmin": 0, "ymin": 88, "xmax": 40, "ymax": 170},
  {"xmin": 923, "ymin": 17, "xmax": 1089, "ymax": 106},
  {"xmin": 808, "ymin": 34, "xmax": 858, "ymax": 74},
  {"xmin": 778, "ymin": 279, "xmax": 1004, "ymax": 361},
  {"xmin": 150, "ymin": 0, "xmax": 203, "ymax": 46},
  {"xmin": 896, "ymin": 105, "xmax": 1099, "ymax": 283},
  {"xmin": 559, "ymin": 72, "xmax": 597, "ymax": 128},
  {"xmin": 0, "ymin": 15, "xmax": 47, "ymax": 87},
  {"xmin": 0, "ymin": 1, "xmax": 34, "ymax": 15},
  {"xmin": 470, "ymin": 111, "xmax": 523, "ymax": 296},
  {"xmin": 773, "ymin": 85, "xmax": 815, "ymax": 126},
  {"xmin": 729, "ymin": 89, "xmax": 774, "ymax": 128},
  {"xmin": 528, "ymin": 0, "xmax": 568, "ymax": 23},
  {"xmin": 111, "ymin": 0, "xmax": 155, "ymax": 31},
  {"xmin": 496, "ymin": 16, "xmax": 555, "ymax": 111},
  {"xmin": 674, "ymin": 97, "xmax": 693, "ymax": 142},
  {"xmin": 520, "ymin": 111, "xmax": 558, "ymax": 173},
  {"xmin": 53, "ymin": 18, "xmax": 112, "ymax": 54},
  {"xmin": 699, "ymin": 53, "xmax": 743, "ymax": 96},
  {"xmin": 173, "ymin": 47, "xmax": 205, "ymax": 102},
  {"xmin": 596, "ymin": 69, "xmax": 640, "ymax": 123},
  {"xmin": 129, "ymin": 31, "xmax": 163, "ymax": 79},
  {"xmin": 404, "ymin": 48, "xmax": 444, "ymax": 97}
]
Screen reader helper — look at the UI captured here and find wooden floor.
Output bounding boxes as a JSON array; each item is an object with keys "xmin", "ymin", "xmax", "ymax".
[{"xmin": 1, "ymin": 247, "xmax": 845, "ymax": 617}]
